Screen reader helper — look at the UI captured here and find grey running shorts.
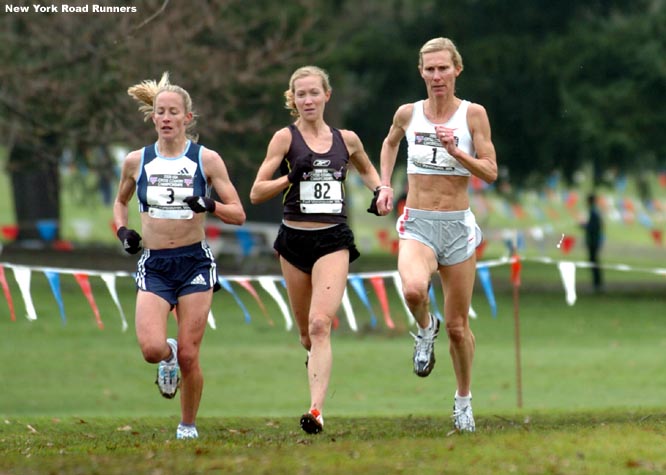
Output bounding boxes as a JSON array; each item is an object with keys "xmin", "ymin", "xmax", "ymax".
[{"xmin": 396, "ymin": 207, "xmax": 482, "ymax": 266}]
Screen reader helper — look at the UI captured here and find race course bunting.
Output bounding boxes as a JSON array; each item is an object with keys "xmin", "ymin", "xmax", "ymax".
[{"xmin": 1, "ymin": 257, "xmax": 665, "ymax": 332}]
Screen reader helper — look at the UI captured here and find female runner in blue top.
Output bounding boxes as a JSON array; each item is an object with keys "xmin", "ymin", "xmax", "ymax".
[{"xmin": 114, "ymin": 72, "xmax": 246, "ymax": 440}]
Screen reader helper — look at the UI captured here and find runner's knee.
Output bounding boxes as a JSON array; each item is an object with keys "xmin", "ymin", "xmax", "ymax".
[
  {"xmin": 309, "ymin": 313, "xmax": 331, "ymax": 340},
  {"xmin": 402, "ymin": 280, "xmax": 429, "ymax": 308},
  {"xmin": 446, "ymin": 322, "xmax": 467, "ymax": 345},
  {"xmin": 176, "ymin": 344, "xmax": 199, "ymax": 373}
]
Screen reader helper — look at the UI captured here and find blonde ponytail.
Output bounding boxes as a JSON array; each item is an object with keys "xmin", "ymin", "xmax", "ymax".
[{"xmin": 127, "ymin": 72, "xmax": 199, "ymax": 141}]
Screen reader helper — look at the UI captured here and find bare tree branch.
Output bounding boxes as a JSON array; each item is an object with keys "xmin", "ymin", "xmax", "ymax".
[{"xmin": 127, "ymin": 0, "xmax": 169, "ymax": 35}]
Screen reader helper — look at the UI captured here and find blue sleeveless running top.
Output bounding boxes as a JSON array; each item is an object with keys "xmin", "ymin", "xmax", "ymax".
[{"xmin": 136, "ymin": 140, "xmax": 209, "ymax": 220}]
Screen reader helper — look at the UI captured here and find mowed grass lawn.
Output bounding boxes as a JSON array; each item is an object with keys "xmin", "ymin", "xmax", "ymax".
[
  {"xmin": 0, "ymin": 262, "xmax": 665, "ymax": 418},
  {"xmin": 1, "ymin": 262, "xmax": 665, "ymax": 474}
]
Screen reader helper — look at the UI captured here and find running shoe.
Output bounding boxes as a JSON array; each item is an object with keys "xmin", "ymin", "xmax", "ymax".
[
  {"xmin": 300, "ymin": 408, "xmax": 324, "ymax": 434},
  {"xmin": 156, "ymin": 338, "xmax": 180, "ymax": 399},
  {"xmin": 176, "ymin": 423, "xmax": 198, "ymax": 439},
  {"xmin": 452, "ymin": 403, "xmax": 476, "ymax": 433},
  {"xmin": 411, "ymin": 314, "xmax": 440, "ymax": 377}
]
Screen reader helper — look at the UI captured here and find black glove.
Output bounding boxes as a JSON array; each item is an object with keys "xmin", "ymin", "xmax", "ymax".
[
  {"xmin": 287, "ymin": 154, "xmax": 313, "ymax": 183},
  {"xmin": 367, "ymin": 189, "xmax": 381, "ymax": 216},
  {"xmin": 116, "ymin": 226, "xmax": 142, "ymax": 254},
  {"xmin": 184, "ymin": 195, "xmax": 216, "ymax": 213}
]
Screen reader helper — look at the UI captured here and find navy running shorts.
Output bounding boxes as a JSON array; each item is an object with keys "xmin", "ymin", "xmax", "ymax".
[{"xmin": 135, "ymin": 241, "xmax": 219, "ymax": 306}]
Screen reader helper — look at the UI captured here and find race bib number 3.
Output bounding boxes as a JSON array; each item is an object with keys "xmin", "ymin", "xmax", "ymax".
[
  {"xmin": 299, "ymin": 180, "xmax": 343, "ymax": 214},
  {"xmin": 146, "ymin": 173, "xmax": 195, "ymax": 219}
]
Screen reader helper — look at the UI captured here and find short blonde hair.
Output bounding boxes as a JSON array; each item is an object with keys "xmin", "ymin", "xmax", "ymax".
[
  {"xmin": 418, "ymin": 37, "xmax": 464, "ymax": 72},
  {"xmin": 283, "ymin": 65, "xmax": 332, "ymax": 118},
  {"xmin": 127, "ymin": 72, "xmax": 199, "ymax": 141}
]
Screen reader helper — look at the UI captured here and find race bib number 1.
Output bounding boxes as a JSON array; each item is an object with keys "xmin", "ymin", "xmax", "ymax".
[{"xmin": 299, "ymin": 180, "xmax": 343, "ymax": 214}]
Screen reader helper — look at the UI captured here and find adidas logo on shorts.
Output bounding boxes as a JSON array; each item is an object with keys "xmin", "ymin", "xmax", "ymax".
[{"xmin": 190, "ymin": 274, "xmax": 207, "ymax": 286}]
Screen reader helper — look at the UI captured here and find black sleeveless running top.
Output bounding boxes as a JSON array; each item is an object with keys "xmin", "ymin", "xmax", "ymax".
[{"xmin": 280, "ymin": 124, "xmax": 350, "ymax": 223}]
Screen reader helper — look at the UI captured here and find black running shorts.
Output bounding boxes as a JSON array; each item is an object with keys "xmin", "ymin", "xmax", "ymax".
[{"xmin": 273, "ymin": 223, "xmax": 360, "ymax": 274}]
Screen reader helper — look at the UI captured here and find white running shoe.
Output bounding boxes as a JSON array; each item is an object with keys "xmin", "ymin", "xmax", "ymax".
[
  {"xmin": 156, "ymin": 338, "xmax": 180, "ymax": 399},
  {"xmin": 176, "ymin": 423, "xmax": 198, "ymax": 440},
  {"xmin": 411, "ymin": 314, "xmax": 440, "ymax": 377},
  {"xmin": 452, "ymin": 403, "xmax": 476, "ymax": 433}
]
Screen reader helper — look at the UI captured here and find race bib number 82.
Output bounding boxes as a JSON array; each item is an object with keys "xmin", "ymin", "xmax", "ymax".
[{"xmin": 299, "ymin": 180, "xmax": 343, "ymax": 214}]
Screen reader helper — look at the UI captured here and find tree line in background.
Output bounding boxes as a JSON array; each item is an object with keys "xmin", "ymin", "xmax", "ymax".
[{"xmin": 0, "ymin": 0, "xmax": 664, "ymax": 237}]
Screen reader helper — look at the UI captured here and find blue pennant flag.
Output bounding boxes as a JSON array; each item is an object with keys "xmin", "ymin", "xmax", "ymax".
[
  {"xmin": 349, "ymin": 275, "xmax": 377, "ymax": 328},
  {"xmin": 218, "ymin": 276, "xmax": 251, "ymax": 324},
  {"xmin": 44, "ymin": 271, "xmax": 66, "ymax": 324},
  {"xmin": 476, "ymin": 265, "xmax": 497, "ymax": 318}
]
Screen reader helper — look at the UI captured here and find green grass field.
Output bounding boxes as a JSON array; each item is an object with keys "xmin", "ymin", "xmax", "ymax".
[
  {"xmin": 1, "ymin": 262, "xmax": 665, "ymax": 417},
  {"xmin": 1, "ymin": 262, "xmax": 665, "ymax": 474},
  {"xmin": 2, "ymin": 412, "xmax": 665, "ymax": 475}
]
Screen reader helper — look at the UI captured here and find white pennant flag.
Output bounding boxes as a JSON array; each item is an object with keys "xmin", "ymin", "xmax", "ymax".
[
  {"xmin": 207, "ymin": 309, "xmax": 217, "ymax": 330},
  {"xmin": 557, "ymin": 261, "xmax": 577, "ymax": 306},
  {"xmin": 100, "ymin": 273, "xmax": 128, "ymax": 331},
  {"xmin": 341, "ymin": 288, "xmax": 358, "ymax": 332},
  {"xmin": 257, "ymin": 276, "xmax": 292, "ymax": 331},
  {"xmin": 469, "ymin": 304, "xmax": 477, "ymax": 319},
  {"xmin": 12, "ymin": 266, "xmax": 37, "ymax": 321}
]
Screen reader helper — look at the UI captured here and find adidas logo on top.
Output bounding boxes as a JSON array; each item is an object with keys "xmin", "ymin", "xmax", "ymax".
[
  {"xmin": 178, "ymin": 167, "xmax": 190, "ymax": 175},
  {"xmin": 190, "ymin": 274, "xmax": 207, "ymax": 286}
]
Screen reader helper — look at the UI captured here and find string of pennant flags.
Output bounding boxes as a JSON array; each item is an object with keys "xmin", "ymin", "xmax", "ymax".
[{"xmin": 2, "ymin": 256, "xmax": 665, "ymax": 332}]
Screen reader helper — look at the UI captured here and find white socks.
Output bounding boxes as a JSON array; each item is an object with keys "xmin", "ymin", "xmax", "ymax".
[
  {"xmin": 166, "ymin": 340, "xmax": 178, "ymax": 363},
  {"xmin": 417, "ymin": 314, "xmax": 434, "ymax": 337},
  {"xmin": 455, "ymin": 391, "xmax": 472, "ymax": 410}
]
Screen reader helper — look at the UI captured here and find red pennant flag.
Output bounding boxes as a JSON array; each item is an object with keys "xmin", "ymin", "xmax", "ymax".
[
  {"xmin": 559, "ymin": 235, "xmax": 575, "ymax": 254},
  {"xmin": 52, "ymin": 240, "xmax": 74, "ymax": 251},
  {"xmin": 511, "ymin": 204, "xmax": 526, "ymax": 219},
  {"xmin": 369, "ymin": 276, "xmax": 395, "ymax": 329},
  {"xmin": 0, "ymin": 266, "xmax": 16, "ymax": 321},
  {"xmin": 376, "ymin": 229, "xmax": 389, "ymax": 246},
  {"xmin": 205, "ymin": 226, "xmax": 221, "ymax": 239},
  {"xmin": 565, "ymin": 191, "xmax": 579, "ymax": 209},
  {"xmin": 74, "ymin": 273, "xmax": 104, "ymax": 330},
  {"xmin": 511, "ymin": 255, "xmax": 522, "ymax": 287},
  {"xmin": 238, "ymin": 279, "xmax": 273, "ymax": 326},
  {"xmin": 1, "ymin": 225, "xmax": 18, "ymax": 240},
  {"xmin": 391, "ymin": 239, "xmax": 399, "ymax": 255},
  {"xmin": 651, "ymin": 229, "xmax": 663, "ymax": 247},
  {"xmin": 598, "ymin": 195, "xmax": 609, "ymax": 212},
  {"xmin": 470, "ymin": 175, "xmax": 485, "ymax": 191}
]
